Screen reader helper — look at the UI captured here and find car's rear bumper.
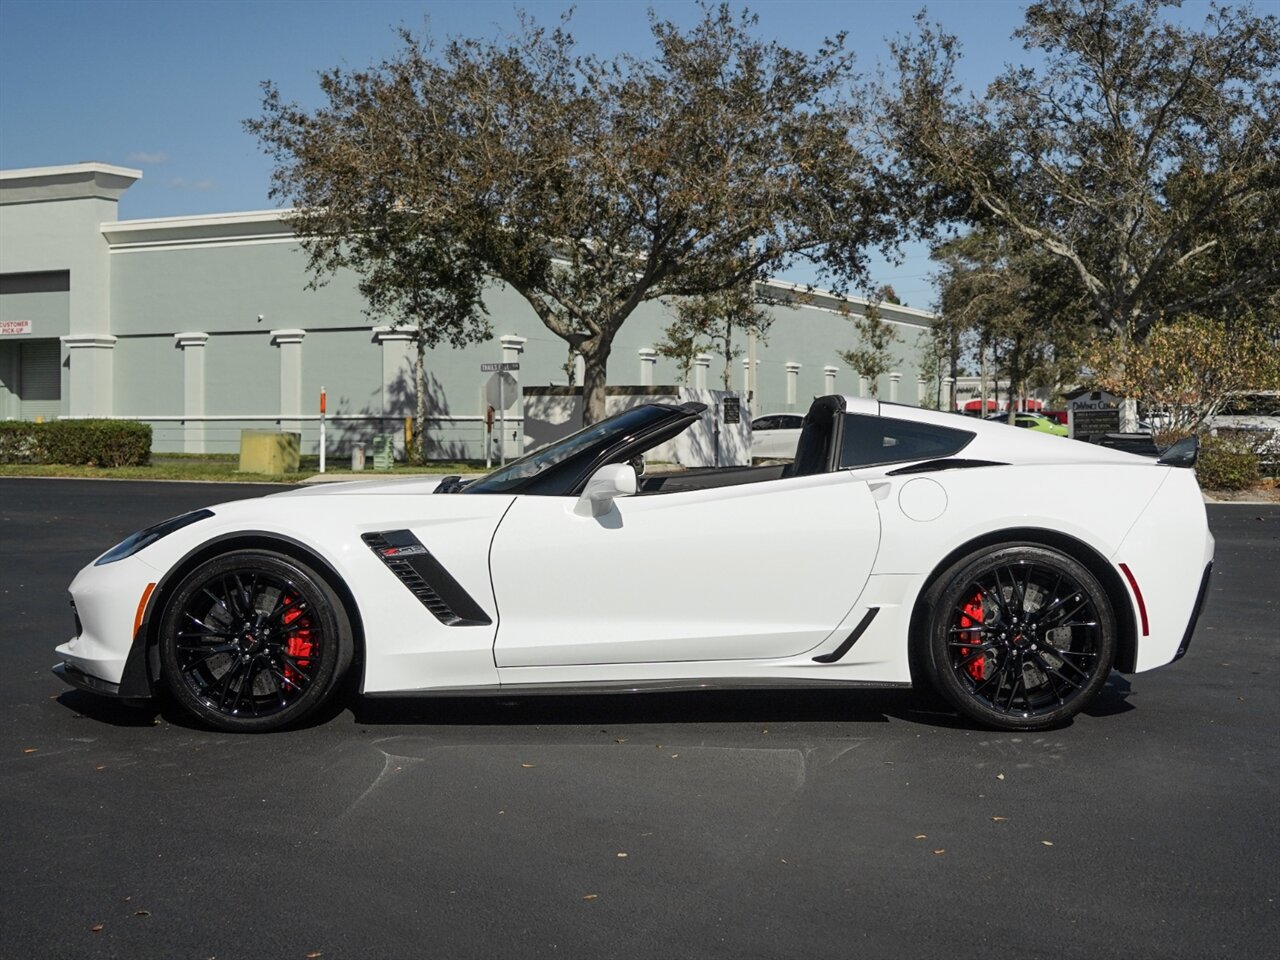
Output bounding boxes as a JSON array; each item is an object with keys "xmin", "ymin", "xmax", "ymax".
[
  {"xmin": 1114, "ymin": 469, "xmax": 1215, "ymax": 672},
  {"xmin": 1173, "ymin": 562, "xmax": 1213, "ymax": 663}
]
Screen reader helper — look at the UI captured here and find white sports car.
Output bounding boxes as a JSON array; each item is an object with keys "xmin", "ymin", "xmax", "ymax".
[{"xmin": 55, "ymin": 396, "xmax": 1214, "ymax": 733}]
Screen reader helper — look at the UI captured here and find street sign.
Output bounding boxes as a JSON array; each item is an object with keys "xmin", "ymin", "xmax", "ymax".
[
  {"xmin": 483, "ymin": 370, "xmax": 521, "ymax": 468},
  {"xmin": 485, "ymin": 371, "xmax": 519, "ymax": 410}
]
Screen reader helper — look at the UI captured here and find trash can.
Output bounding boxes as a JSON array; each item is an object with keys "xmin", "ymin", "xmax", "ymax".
[{"xmin": 372, "ymin": 434, "xmax": 395, "ymax": 471}]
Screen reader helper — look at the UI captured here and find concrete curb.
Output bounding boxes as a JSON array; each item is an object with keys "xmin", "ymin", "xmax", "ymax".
[{"xmin": 1202, "ymin": 492, "xmax": 1279, "ymax": 506}]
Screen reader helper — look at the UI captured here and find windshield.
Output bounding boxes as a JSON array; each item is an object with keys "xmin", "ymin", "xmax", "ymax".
[{"xmin": 462, "ymin": 404, "xmax": 687, "ymax": 495}]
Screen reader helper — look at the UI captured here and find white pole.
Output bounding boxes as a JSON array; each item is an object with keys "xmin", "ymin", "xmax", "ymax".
[
  {"xmin": 319, "ymin": 386, "xmax": 326, "ymax": 473},
  {"xmin": 499, "ymin": 377, "xmax": 507, "ymax": 467}
]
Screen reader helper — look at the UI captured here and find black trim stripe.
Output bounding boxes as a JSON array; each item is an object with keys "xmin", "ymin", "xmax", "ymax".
[
  {"xmin": 363, "ymin": 531, "xmax": 492, "ymax": 626},
  {"xmin": 1174, "ymin": 561, "xmax": 1213, "ymax": 662},
  {"xmin": 812, "ymin": 607, "xmax": 879, "ymax": 663}
]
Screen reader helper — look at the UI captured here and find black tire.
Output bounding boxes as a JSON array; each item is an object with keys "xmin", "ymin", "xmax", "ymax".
[
  {"xmin": 922, "ymin": 544, "xmax": 1116, "ymax": 731},
  {"xmin": 158, "ymin": 550, "xmax": 352, "ymax": 732}
]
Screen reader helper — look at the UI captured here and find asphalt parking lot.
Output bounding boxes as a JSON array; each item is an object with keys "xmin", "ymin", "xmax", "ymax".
[{"xmin": 1, "ymin": 478, "xmax": 1276, "ymax": 960}]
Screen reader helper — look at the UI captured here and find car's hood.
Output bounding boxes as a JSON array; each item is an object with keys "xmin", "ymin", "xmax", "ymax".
[{"xmin": 272, "ymin": 476, "xmax": 450, "ymax": 497}]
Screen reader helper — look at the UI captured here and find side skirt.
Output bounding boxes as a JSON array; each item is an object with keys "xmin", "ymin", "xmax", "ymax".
[{"xmin": 363, "ymin": 677, "xmax": 912, "ymax": 698}]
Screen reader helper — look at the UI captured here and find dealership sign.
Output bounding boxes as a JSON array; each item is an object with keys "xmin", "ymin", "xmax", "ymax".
[
  {"xmin": 1068, "ymin": 390, "xmax": 1121, "ymax": 442},
  {"xmin": 0, "ymin": 320, "xmax": 32, "ymax": 336}
]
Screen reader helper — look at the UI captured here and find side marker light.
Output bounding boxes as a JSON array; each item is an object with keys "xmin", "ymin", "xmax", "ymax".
[
  {"xmin": 1118, "ymin": 563, "xmax": 1149, "ymax": 636},
  {"xmin": 134, "ymin": 583, "xmax": 157, "ymax": 638}
]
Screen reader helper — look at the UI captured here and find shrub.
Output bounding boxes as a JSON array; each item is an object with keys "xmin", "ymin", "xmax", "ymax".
[
  {"xmin": 0, "ymin": 420, "xmax": 152, "ymax": 467},
  {"xmin": 0, "ymin": 421, "xmax": 40, "ymax": 463},
  {"xmin": 1196, "ymin": 433, "xmax": 1261, "ymax": 491}
]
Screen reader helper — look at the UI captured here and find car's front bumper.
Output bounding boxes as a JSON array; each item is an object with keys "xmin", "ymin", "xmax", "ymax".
[
  {"xmin": 52, "ymin": 660, "xmax": 123, "ymax": 697},
  {"xmin": 54, "ymin": 554, "xmax": 160, "ymax": 697}
]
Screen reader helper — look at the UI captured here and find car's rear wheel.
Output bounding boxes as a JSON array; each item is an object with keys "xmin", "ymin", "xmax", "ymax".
[
  {"xmin": 923, "ymin": 544, "xmax": 1116, "ymax": 730},
  {"xmin": 158, "ymin": 550, "xmax": 352, "ymax": 732}
]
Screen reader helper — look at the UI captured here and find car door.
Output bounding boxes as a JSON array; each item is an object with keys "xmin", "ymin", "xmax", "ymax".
[{"xmin": 488, "ymin": 471, "xmax": 881, "ymax": 667}]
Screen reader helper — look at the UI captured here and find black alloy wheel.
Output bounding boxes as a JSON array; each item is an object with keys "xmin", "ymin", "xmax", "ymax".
[
  {"xmin": 923, "ymin": 544, "xmax": 1117, "ymax": 730},
  {"xmin": 158, "ymin": 550, "xmax": 352, "ymax": 732}
]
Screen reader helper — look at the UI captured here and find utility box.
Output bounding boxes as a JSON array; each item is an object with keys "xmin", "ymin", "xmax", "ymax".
[
  {"xmin": 372, "ymin": 433, "xmax": 395, "ymax": 471},
  {"xmin": 239, "ymin": 431, "xmax": 300, "ymax": 474}
]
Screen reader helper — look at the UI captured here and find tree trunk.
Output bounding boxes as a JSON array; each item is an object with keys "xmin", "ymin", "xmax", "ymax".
[
  {"xmin": 722, "ymin": 322, "xmax": 734, "ymax": 390},
  {"xmin": 580, "ymin": 344, "xmax": 612, "ymax": 426},
  {"xmin": 949, "ymin": 328, "xmax": 961, "ymax": 413},
  {"xmin": 413, "ymin": 334, "xmax": 427, "ymax": 465},
  {"xmin": 979, "ymin": 343, "xmax": 988, "ymax": 417},
  {"xmin": 1112, "ymin": 333, "xmax": 1139, "ymax": 432},
  {"xmin": 1008, "ymin": 341, "xmax": 1021, "ymax": 422},
  {"xmin": 1120, "ymin": 397, "xmax": 1139, "ymax": 432}
]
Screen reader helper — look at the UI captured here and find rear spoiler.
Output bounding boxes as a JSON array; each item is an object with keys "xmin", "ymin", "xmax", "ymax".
[{"xmin": 1156, "ymin": 435, "xmax": 1199, "ymax": 468}]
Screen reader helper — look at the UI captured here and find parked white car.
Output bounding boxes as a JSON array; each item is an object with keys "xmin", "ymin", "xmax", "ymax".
[
  {"xmin": 56, "ymin": 395, "xmax": 1213, "ymax": 734},
  {"xmin": 1208, "ymin": 392, "xmax": 1280, "ymax": 438},
  {"xmin": 750, "ymin": 413, "xmax": 804, "ymax": 458}
]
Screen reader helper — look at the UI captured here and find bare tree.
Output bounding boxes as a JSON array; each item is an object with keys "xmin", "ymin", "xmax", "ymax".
[
  {"xmin": 838, "ymin": 300, "xmax": 901, "ymax": 396},
  {"xmin": 656, "ymin": 280, "xmax": 774, "ymax": 390}
]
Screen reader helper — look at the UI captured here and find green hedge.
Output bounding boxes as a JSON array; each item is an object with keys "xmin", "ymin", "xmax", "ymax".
[
  {"xmin": 0, "ymin": 420, "xmax": 152, "ymax": 467},
  {"xmin": 1196, "ymin": 433, "xmax": 1261, "ymax": 491}
]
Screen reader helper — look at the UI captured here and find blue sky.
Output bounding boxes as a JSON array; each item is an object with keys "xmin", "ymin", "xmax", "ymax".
[{"xmin": 0, "ymin": 0, "xmax": 1219, "ymax": 308}]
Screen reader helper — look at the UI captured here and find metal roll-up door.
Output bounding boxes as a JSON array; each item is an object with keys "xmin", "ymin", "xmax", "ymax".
[{"xmin": 19, "ymin": 339, "xmax": 61, "ymax": 420}]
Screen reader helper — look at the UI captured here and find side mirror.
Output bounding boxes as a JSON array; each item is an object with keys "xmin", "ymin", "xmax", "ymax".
[{"xmin": 574, "ymin": 463, "xmax": 637, "ymax": 518}]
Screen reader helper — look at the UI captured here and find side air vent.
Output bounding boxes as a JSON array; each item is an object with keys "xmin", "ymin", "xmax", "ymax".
[
  {"xmin": 812, "ymin": 608, "xmax": 879, "ymax": 663},
  {"xmin": 362, "ymin": 531, "xmax": 492, "ymax": 627}
]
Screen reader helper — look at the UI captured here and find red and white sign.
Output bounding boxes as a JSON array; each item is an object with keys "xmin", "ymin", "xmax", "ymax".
[{"xmin": 0, "ymin": 320, "xmax": 32, "ymax": 336}]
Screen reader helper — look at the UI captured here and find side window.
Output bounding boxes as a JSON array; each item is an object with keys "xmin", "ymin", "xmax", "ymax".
[
  {"xmin": 753, "ymin": 416, "xmax": 779, "ymax": 431},
  {"xmin": 780, "ymin": 415, "xmax": 804, "ymax": 430},
  {"xmin": 838, "ymin": 414, "xmax": 975, "ymax": 469}
]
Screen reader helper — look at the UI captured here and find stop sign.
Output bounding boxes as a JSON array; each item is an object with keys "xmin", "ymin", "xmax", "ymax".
[{"xmin": 485, "ymin": 371, "xmax": 518, "ymax": 410}]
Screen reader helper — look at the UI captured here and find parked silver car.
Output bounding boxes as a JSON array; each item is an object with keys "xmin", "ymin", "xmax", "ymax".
[{"xmin": 750, "ymin": 413, "xmax": 803, "ymax": 458}]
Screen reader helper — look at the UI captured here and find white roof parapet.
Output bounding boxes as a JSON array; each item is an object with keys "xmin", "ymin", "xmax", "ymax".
[
  {"xmin": 102, "ymin": 209, "xmax": 295, "ymax": 249},
  {"xmin": 0, "ymin": 162, "xmax": 143, "ymax": 182},
  {"xmin": 759, "ymin": 278, "xmax": 936, "ymax": 326},
  {"xmin": 1, "ymin": 162, "xmax": 142, "ymax": 204}
]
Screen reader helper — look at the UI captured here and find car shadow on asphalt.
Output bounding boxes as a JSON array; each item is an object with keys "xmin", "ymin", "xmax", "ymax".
[
  {"xmin": 54, "ymin": 689, "xmax": 164, "ymax": 727},
  {"xmin": 1081, "ymin": 673, "xmax": 1136, "ymax": 718},
  {"xmin": 52, "ymin": 673, "xmax": 1137, "ymax": 732},
  {"xmin": 343, "ymin": 673, "xmax": 1138, "ymax": 730},
  {"xmin": 346, "ymin": 688, "xmax": 942, "ymax": 729}
]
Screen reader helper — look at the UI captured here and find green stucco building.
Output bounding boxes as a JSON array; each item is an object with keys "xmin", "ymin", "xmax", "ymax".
[{"xmin": 1, "ymin": 162, "xmax": 939, "ymax": 458}]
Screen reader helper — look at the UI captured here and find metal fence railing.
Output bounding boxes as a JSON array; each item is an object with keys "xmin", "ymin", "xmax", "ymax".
[{"xmin": 57, "ymin": 413, "xmax": 521, "ymax": 462}]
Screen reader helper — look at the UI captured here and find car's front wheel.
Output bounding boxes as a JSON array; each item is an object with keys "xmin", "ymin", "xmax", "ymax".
[
  {"xmin": 923, "ymin": 544, "xmax": 1116, "ymax": 730},
  {"xmin": 158, "ymin": 550, "xmax": 352, "ymax": 732}
]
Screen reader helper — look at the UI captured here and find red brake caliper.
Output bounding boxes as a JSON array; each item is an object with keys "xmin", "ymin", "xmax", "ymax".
[
  {"xmin": 281, "ymin": 594, "xmax": 313, "ymax": 688},
  {"xmin": 958, "ymin": 591, "xmax": 986, "ymax": 682}
]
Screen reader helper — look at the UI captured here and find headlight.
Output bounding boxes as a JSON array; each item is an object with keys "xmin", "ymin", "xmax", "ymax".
[{"xmin": 94, "ymin": 509, "xmax": 214, "ymax": 566}]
